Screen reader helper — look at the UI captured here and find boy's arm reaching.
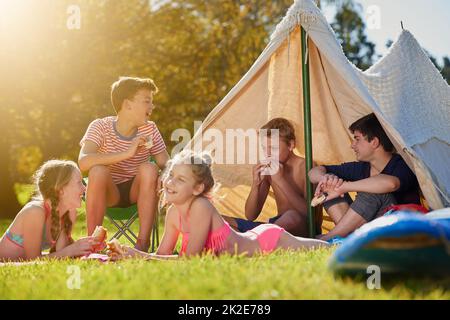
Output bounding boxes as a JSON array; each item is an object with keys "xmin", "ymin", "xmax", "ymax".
[
  {"xmin": 308, "ymin": 166, "xmax": 327, "ymax": 184},
  {"xmin": 337, "ymin": 174, "xmax": 400, "ymax": 195},
  {"xmin": 78, "ymin": 137, "xmax": 146, "ymax": 172},
  {"xmin": 152, "ymin": 150, "xmax": 170, "ymax": 170}
]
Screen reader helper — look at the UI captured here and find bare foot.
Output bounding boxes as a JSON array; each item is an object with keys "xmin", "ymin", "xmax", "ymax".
[{"xmin": 134, "ymin": 239, "xmax": 150, "ymax": 253}]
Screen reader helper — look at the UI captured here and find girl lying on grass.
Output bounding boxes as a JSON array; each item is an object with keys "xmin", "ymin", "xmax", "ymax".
[
  {"xmin": 0, "ymin": 160, "xmax": 103, "ymax": 262},
  {"xmin": 117, "ymin": 150, "xmax": 329, "ymax": 259}
]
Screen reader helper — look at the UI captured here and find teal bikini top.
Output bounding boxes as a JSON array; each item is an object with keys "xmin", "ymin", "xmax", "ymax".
[{"xmin": 4, "ymin": 203, "xmax": 53, "ymax": 251}]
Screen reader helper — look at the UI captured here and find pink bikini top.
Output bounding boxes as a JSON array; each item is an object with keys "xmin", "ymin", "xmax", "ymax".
[{"xmin": 178, "ymin": 212, "xmax": 231, "ymax": 255}]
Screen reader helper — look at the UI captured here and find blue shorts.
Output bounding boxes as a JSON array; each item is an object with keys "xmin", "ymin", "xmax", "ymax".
[{"xmin": 235, "ymin": 216, "xmax": 281, "ymax": 232}]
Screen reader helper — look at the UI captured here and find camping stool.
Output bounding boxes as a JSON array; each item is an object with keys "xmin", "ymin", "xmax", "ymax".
[
  {"xmin": 106, "ymin": 203, "xmax": 160, "ymax": 252},
  {"xmin": 82, "ymin": 176, "xmax": 161, "ymax": 252}
]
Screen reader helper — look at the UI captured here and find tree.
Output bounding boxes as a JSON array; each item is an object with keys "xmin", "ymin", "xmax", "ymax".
[
  {"xmin": 0, "ymin": 0, "xmax": 293, "ymax": 218},
  {"xmin": 330, "ymin": 0, "xmax": 376, "ymax": 70},
  {"xmin": 439, "ymin": 57, "xmax": 450, "ymax": 84}
]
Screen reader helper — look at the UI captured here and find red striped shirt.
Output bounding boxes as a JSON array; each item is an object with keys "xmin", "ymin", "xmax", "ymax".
[{"xmin": 80, "ymin": 116, "xmax": 166, "ymax": 184}]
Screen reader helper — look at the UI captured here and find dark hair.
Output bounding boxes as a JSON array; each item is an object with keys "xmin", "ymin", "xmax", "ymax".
[
  {"xmin": 111, "ymin": 76, "xmax": 159, "ymax": 113},
  {"xmin": 260, "ymin": 118, "xmax": 296, "ymax": 144},
  {"xmin": 349, "ymin": 113, "xmax": 395, "ymax": 153}
]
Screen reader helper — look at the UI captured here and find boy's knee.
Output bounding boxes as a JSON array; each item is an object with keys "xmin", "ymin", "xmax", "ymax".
[
  {"xmin": 88, "ymin": 165, "xmax": 111, "ymax": 181},
  {"xmin": 138, "ymin": 162, "xmax": 159, "ymax": 183},
  {"xmin": 279, "ymin": 210, "xmax": 303, "ymax": 228},
  {"xmin": 351, "ymin": 192, "xmax": 396, "ymax": 222},
  {"xmin": 323, "ymin": 193, "xmax": 352, "ymax": 212}
]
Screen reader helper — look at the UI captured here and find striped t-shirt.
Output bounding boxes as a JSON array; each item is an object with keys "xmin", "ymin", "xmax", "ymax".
[{"xmin": 80, "ymin": 116, "xmax": 166, "ymax": 184}]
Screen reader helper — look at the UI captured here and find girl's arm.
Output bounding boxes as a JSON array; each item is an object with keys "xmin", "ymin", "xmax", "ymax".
[
  {"xmin": 156, "ymin": 206, "xmax": 181, "ymax": 255},
  {"xmin": 183, "ymin": 198, "xmax": 213, "ymax": 257},
  {"xmin": 22, "ymin": 207, "xmax": 47, "ymax": 260},
  {"xmin": 116, "ymin": 206, "xmax": 180, "ymax": 259}
]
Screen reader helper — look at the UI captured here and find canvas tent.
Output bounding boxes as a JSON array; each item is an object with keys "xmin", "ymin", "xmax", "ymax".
[{"xmin": 186, "ymin": 0, "xmax": 450, "ymax": 229}]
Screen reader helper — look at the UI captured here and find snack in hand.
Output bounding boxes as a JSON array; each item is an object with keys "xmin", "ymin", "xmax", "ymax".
[
  {"xmin": 107, "ymin": 238, "xmax": 125, "ymax": 256},
  {"xmin": 311, "ymin": 193, "xmax": 328, "ymax": 207},
  {"xmin": 260, "ymin": 158, "xmax": 276, "ymax": 176},
  {"xmin": 92, "ymin": 226, "xmax": 107, "ymax": 243},
  {"xmin": 144, "ymin": 136, "xmax": 153, "ymax": 149},
  {"xmin": 91, "ymin": 226, "xmax": 107, "ymax": 252}
]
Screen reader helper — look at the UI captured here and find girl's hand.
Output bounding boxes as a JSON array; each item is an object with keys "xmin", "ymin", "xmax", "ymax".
[{"xmin": 64, "ymin": 237, "xmax": 98, "ymax": 257}]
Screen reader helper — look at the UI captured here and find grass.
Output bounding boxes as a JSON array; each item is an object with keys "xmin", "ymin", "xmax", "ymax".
[{"xmin": 0, "ymin": 186, "xmax": 449, "ymax": 299}]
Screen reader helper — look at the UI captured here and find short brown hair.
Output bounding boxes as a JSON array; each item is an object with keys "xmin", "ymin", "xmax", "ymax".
[
  {"xmin": 111, "ymin": 76, "xmax": 159, "ymax": 113},
  {"xmin": 260, "ymin": 118, "xmax": 296, "ymax": 144}
]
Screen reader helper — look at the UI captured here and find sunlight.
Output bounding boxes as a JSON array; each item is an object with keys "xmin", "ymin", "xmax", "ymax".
[{"xmin": 0, "ymin": 0, "xmax": 35, "ymax": 38}]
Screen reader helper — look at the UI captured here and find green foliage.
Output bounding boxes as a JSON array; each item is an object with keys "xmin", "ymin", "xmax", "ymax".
[
  {"xmin": 428, "ymin": 55, "xmax": 450, "ymax": 84},
  {"xmin": 330, "ymin": 0, "xmax": 375, "ymax": 70},
  {"xmin": 0, "ymin": 0, "xmax": 292, "ymax": 182},
  {"xmin": 14, "ymin": 184, "xmax": 35, "ymax": 206}
]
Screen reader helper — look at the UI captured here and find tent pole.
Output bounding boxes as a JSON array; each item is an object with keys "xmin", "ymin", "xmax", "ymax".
[{"xmin": 301, "ymin": 26, "xmax": 315, "ymax": 237}]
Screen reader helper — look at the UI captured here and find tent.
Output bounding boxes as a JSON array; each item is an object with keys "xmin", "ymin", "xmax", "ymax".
[{"xmin": 186, "ymin": 0, "xmax": 450, "ymax": 232}]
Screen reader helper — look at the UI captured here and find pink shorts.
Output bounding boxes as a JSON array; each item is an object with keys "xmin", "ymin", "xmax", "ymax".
[{"xmin": 246, "ymin": 224, "xmax": 285, "ymax": 253}]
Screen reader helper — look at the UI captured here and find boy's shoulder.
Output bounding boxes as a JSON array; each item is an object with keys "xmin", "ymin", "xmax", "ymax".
[
  {"xmin": 88, "ymin": 116, "xmax": 116, "ymax": 128},
  {"xmin": 386, "ymin": 154, "xmax": 412, "ymax": 173},
  {"xmin": 138, "ymin": 120, "xmax": 160, "ymax": 133},
  {"xmin": 290, "ymin": 153, "xmax": 306, "ymax": 168}
]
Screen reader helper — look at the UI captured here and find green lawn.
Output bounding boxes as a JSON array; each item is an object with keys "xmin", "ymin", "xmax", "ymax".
[{"xmin": 0, "ymin": 187, "xmax": 449, "ymax": 299}]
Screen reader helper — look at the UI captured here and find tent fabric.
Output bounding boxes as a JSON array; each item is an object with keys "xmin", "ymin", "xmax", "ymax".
[{"xmin": 187, "ymin": 0, "xmax": 450, "ymax": 221}]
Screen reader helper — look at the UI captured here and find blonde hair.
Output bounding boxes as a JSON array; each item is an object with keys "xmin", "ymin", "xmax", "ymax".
[
  {"xmin": 260, "ymin": 117, "xmax": 296, "ymax": 144},
  {"xmin": 161, "ymin": 150, "xmax": 218, "ymax": 206},
  {"xmin": 32, "ymin": 159, "xmax": 78, "ymax": 253}
]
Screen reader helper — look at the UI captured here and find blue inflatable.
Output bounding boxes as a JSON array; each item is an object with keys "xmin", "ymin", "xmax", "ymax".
[{"xmin": 329, "ymin": 209, "xmax": 450, "ymax": 276}]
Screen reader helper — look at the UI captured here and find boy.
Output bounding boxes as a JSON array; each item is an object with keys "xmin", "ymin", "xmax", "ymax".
[
  {"xmin": 308, "ymin": 113, "xmax": 420, "ymax": 241},
  {"xmin": 79, "ymin": 76, "xmax": 170, "ymax": 252},
  {"xmin": 223, "ymin": 118, "xmax": 319, "ymax": 237}
]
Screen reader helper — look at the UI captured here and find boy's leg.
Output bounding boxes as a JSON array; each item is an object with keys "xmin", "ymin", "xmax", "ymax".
[
  {"xmin": 222, "ymin": 216, "xmax": 239, "ymax": 230},
  {"xmin": 86, "ymin": 165, "xmax": 120, "ymax": 235},
  {"xmin": 277, "ymin": 231, "xmax": 330, "ymax": 250},
  {"xmin": 320, "ymin": 192, "xmax": 396, "ymax": 240},
  {"xmin": 272, "ymin": 210, "xmax": 308, "ymax": 237},
  {"xmin": 323, "ymin": 194, "xmax": 353, "ymax": 224},
  {"xmin": 222, "ymin": 215, "xmax": 262, "ymax": 232},
  {"xmin": 129, "ymin": 162, "xmax": 159, "ymax": 251},
  {"xmin": 318, "ymin": 208, "xmax": 366, "ymax": 241}
]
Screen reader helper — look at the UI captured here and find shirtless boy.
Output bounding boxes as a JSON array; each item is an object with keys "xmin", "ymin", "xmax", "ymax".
[{"xmin": 223, "ymin": 118, "xmax": 319, "ymax": 236}]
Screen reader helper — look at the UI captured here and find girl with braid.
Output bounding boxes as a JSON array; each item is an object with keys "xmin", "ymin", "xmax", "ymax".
[{"xmin": 0, "ymin": 160, "xmax": 102, "ymax": 261}]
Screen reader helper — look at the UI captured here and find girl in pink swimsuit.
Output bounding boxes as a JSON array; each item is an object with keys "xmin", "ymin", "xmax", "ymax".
[
  {"xmin": 0, "ymin": 160, "xmax": 101, "ymax": 262},
  {"xmin": 122, "ymin": 150, "xmax": 328, "ymax": 259}
]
